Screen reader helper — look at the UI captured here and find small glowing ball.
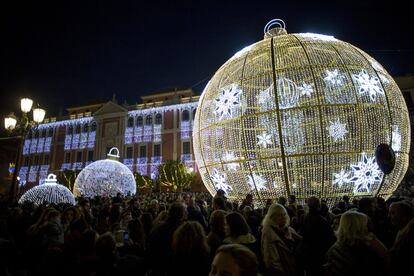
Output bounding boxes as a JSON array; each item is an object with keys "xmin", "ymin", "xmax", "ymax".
[
  {"xmin": 73, "ymin": 148, "xmax": 136, "ymax": 197},
  {"xmin": 19, "ymin": 174, "xmax": 76, "ymax": 205},
  {"xmin": 193, "ymin": 20, "xmax": 410, "ymax": 206}
]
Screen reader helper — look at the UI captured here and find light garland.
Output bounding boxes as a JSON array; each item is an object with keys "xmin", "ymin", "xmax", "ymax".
[
  {"xmin": 23, "ymin": 140, "xmax": 31, "ymax": 155},
  {"xmin": 28, "ymin": 165, "xmax": 39, "ymax": 182},
  {"xmin": 19, "ymin": 166, "xmax": 29, "ymax": 184},
  {"xmin": 73, "ymin": 148, "xmax": 136, "ymax": 197},
  {"xmin": 19, "ymin": 174, "xmax": 76, "ymax": 205},
  {"xmin": 64, "ymin": 135, "xmax": 72, "ymax": 150},
  {"xmin": 87, "ymin": 131, "xmax": 95, "ymax": 148},
  {"xmin": 80, "ymin": 132, "xmax": 88, "ymax": 149},
  {"xmin": 30, "ymin": 139, "xmax": 38, "ymax": 154},
  {"xmin": 44, "ymin": 137, "xmax": 52, "ymax": 153},
  {"xmin": 125, "ymin": 127, "xmax": 134, "ymax": 144},
  {"xmin": 36, "ymin": 138, "xmax": 45, "ymax": 153},
  {"xmin": 128, "ymin": 102, "xmax": 198, "ymax": 117},
  {"xmin": 193, "ymin": 23, "xmax": 410, "ymax": 206}
]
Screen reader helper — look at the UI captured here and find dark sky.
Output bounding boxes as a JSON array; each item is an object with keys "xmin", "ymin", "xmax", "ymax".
[{"xmin": 1, "ymin": 0, "xmax": 413, "ymax": 117}]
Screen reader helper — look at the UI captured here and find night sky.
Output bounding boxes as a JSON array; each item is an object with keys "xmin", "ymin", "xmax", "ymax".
[{"xmin": 1, "ymin": 0, "xmax": 413, "ymax": 118}]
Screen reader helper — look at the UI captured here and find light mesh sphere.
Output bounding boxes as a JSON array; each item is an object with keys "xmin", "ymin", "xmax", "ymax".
[
  {"xmin": 193, "ymin": 25, "xmax": 410, "ymax": 206},
  {"xmin": 19, "ymin": 174, "xmax": 76, "ymax": 205},
  {"xmin": 74, "ymin": 159, "xmax": 136, "ymax": 198}
]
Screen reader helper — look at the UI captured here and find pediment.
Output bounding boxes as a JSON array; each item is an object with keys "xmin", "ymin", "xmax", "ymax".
[{"xmin": 93, "ymin": 101, "xmax": 128, "ymax": 116}]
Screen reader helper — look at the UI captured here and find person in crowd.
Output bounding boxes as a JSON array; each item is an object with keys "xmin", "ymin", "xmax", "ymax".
[
  {"xmin": 298, "ymin": 196, "xmax": 336, "ymax": 276},
  {"xmin": 240, "ymin": 194, "xmax": 254, "ymax": 210},
  {"xmin": 61, "ymin": 206, "xmax": 80, "ymax": 233},
  {"xmin": 223, "ymin": 212, "xmax": 259, "ymax": 258},
  {"xmin": 325, "ymin": 210, "xmax": 387, "ymax": 276},
  {"xmin": 210, "ymin": 244, "xmax": 258, "ymax": 276},
  {"xmin": 94, "ymin": 232, "xmax": 119, "ymax": 275},
  {"xmin": 207, "ymin": 209, "xmax": 227, "ymax": 258},
  {"xmin": 388, "ymin": 200, "xmax": 414, "ymax": 275},
  {"xmin": 39, "ymin": 208, "xmax": 64, "ymax": 248},
  {"xmin": 147, "ymin": 202, "xmax": 188, "ymax": 275},
  {"xmin": 187, "ymin": 198, "xmax": 208, "ymax": 230},
  {"xmin": 119, "ymin": 209, "xmax": 133, "ymax": 230},
  {"xmin": 171, "ymin": 221, "xmax": 211, "ymax": 275},
  {"xmin": 261, "ymin": 203, "xmax": 303, "ymax": 276},
  {"xmin": 212, "ymin": 196, "xmax": 227, "ymax": 211}
]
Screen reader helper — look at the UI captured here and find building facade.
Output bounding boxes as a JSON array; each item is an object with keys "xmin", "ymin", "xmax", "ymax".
[{"xmin": 18, "ymin": 89, "xmax": 199, "ymax": 187}]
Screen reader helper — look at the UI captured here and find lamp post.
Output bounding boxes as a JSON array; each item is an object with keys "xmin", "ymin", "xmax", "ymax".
[{"xmin": 3, "ymin": 98, "xmax": 46, "ymax": 201}]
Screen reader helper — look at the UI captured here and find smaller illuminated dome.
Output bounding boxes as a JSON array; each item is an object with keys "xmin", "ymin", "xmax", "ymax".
[
  {"xmin": 19, "ymin": 174, "xmax": 76, "ymax": 205},
  {"xmin": 73, "ymin": 147, "xmax": 136, "ymax": 198}
]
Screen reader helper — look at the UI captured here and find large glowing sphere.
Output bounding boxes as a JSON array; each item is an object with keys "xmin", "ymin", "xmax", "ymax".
[
  {"xmin": 193, "ymin": 21, "xmax": 410, "ymax": 206},
  {"xmin": 19, "ymin": 174, "xmax": 76, "ymax": 205},
  {"xmin": 74, "ymin": 148, "xmax": 136, "ymax": 197}
]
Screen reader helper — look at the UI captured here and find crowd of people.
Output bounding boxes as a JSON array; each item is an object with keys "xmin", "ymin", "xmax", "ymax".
[{"xmin": 0, "ymin": 191, "xmax": 413, "ymax": 276}]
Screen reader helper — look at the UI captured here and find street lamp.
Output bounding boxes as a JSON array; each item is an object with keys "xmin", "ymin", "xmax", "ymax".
[{"xmin": 3, "ymin": 98, "xmax": 46, "ymax": 200}]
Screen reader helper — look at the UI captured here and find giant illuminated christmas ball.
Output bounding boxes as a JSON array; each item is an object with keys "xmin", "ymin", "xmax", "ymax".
[
  {"xmin": 73, "ymin": 147, "xmax": 136, "ymax": 197},
  {"xmin": 193, "ymin": 19, "xmax": 410, "ymax": 206},
  {"xmin": 19, "ymin": 174, "xmax": 76, "ymax": 205}
]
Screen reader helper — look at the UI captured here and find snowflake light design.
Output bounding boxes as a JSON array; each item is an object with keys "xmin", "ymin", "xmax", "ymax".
[
  {"xmin": 327, "ymin": 119, "xmax": 348, "ymax": 142},
  {"xmin": 350, "ymin": 153, "xmax": 383, "ymax": 193},
  {"xmin": 247, "ymin": 173, "xmax": 267, "ymax": 191},
  {"xmin": 298, "ymin": 83, "xmax": 313, "ymax": 97},
  {"xmin": 257, "ymin": 131, "xmax": 273, "ymax": 148},
  {"xmin": 211, "ymin": 169, "xmax": 232, "ymax": 194},
  {"xmin": 222, "ymin": 152, "xmax": 240, "ymax": 171},
  {"xmin": 214, "ymin": 83, "xmax": 242, "ymax": 120},
  {"xmin": 257, "ymin": 86, "xmax": 275, "ymax": 112},
  {"xmin": 324, "ymin": 69, "xmax": 345, "ymax": 86},
  {"xmin": 333, "ymin": 169, "xmax": 350, "ymax": 187},
  {"xmin": 392, "ymin": 126, "xmax": 401, "ymax": 152},
  {"xmin": 352, "ymin": 70, "xmax": 384, "ymax": 101}
]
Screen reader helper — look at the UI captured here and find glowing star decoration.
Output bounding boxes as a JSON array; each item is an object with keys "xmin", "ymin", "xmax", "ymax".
[
  {"xmin": 222, "ymin": 152, "xmax": 240, "ymax": 170},
  {"xmin": 257, "ymin": 132, "xmax": 273, "ymax": 148},
  {"xmin": 18, "ymin": 174, "xmax": 76, "ymax": 206},
  {"xmin": 193, "ymin": 20, "xmax": 410, "ymax": 207},
  {"xmin": 324, "ymin": 69, "xmax": 345, "ymax": 86},
  {"xmin": 214, "ymin": 84, "xmax": 242, "ymax": 120},
  {"xmin": 73, "ymin": 147, "xmax": 136, "ymax": 198},
  {"xmin": 327, "ymin": 119, "xmax": 348, "ymax": 142},
  {"xmin": 211, "ymin": 169, "xmax": 232, "ymax": 194},
  {"xmin": 352, "ymin": 70, "xmax": 384, "ymax": 101},
  {"xmin": 350, "ymin": 153, "xmax": 383, "ymax": 193},
  {"xmin": 298, "ymin": 83, "xmax": 314, "ymax": 97},
  {"xmin": 333, "ymin": 169, "xmax": 350, "ymax": 187},
  {"xmin": 247, "ymin": 173, "xmax": 267, "ymax": 191},
  {"xmin": 392, "ymin": 126, "xmax": 401, "ymax": 152}
]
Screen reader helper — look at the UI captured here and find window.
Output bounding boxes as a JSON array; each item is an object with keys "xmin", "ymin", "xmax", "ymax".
[
  {"xmin": 34, "ymin": 155, "xmax": 39, "ymax": 165},
  {"xmin": 65, "ymin": 153, "xmax": 71, "ymax": 163},
  {"xmin": 34, "ymin": 130, "xmax": 39, "ymax": 139},
  {"xmin": 155, "ymin": 113, "xmax": 162, "ymax": 125},
  {"xmin": 83, "ymin": 124, "xmax": 89, "ymax": 132},
  {"xmin": 76, "ymin": 152, "xmax": 82, "ymax": 162},
  {"xmin": 154, "ymin": 144, "xmax": 161, "ymax": 156},
  {"xmin": 75, "ymin": 125, "xmax": 81, "ymax": 134},
  {"xmin": 182, "ymin": 110, "xmax": 190, "ymax": 121},
  {"xmin": 47, "ymin": 128, "xmax": 53, "ymax": 137},
  {"xmin": 145, "ymin": 115, "xmax": 152, "ymax": 125},
  {"xmin": 24, "ymin": 157, "xmax": 29, "ymax": 166},
  {"xmin": 44, "ymin": 155, "xmax": 49, "ymax": 165},
  {"xmin": 41, "ymin": 129, "xmax": 47, "ymax": 138},
  {"xmin": 91, "ymin": 122, "xmax": 97, "ymax": 131},
  {"xmin": 128, "ymin": 117, "xmax": 134, "ymax": 127},
  {"xmin": 126, "ymin": 147, "xmax": 133, "ymax": 158},
  {"xmin": 137, "ymin": 116, "xmax": 143, "ymax": 127},
  {"xmin": 68, "ymin": 126, "xmax": 73, "ymax": 135},
  {"xmin": 183, "ymin": 141, "xmax": 191, "ymax": 154},
  {"xmin": 87, "ymin": 151, "xmax": 94, "ymax": 161},
  {"xmin": 139, "ymin": 145, "xmax": 147, "ymax": 158}
]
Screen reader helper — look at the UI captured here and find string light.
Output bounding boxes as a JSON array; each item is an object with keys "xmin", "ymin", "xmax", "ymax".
[
  {"xmin": 193, "ymin": 23, "xmax": 410, "ymax": 206},
  {"xmin": 19, "ymin": 173, "xmax": 76, "ymax": 205}
]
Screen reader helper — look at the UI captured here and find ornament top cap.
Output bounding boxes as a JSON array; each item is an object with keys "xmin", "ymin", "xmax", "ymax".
[
  {"xmin": 264, "ymin": 19, "xmax": 287, "ymax": 38},
  {"xmin": 45, "ymin": 173, "xmax": 57, "ymax": 184},
  {"xmin": 107, "ymin": 147, "xmax": 120, "ymax": 160}
]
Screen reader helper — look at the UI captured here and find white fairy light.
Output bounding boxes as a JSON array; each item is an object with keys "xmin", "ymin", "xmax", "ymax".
[
  {"xmin": 352, "ymin": 70, "xmax": 384, "ymax": 101},
  {"xmin": 247, "ymin": 173, "xmax": 267, "ymax": 191},
  {"xmin": 257, "ymin": 132, "xmax": 273, "ymax": 148},
  {"xmin": 214, "ymin": 83, "xmax": 242, "ymax": 120},
  {"xmin": 324, "ymin": 69, "xmax": 345, "ymax": 86},
  {"xmin": 333, "ymin": 169, "xmax": 350, "ymax": 187},
  {"xmin": 298, "ymin": 83, "xmax": 314, "ymax": 97},
  {"xmin": 350, "ymin": 153, "xmax": 383, "ymax": 193},
  {"xmin": 19, "ymin": 174, "xmax": 76, "ymax": 206}
]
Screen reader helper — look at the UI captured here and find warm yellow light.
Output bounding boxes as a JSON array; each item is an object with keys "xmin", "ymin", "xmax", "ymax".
[
  {"xmin": 4, "ymin": 113, "xmax": 17, "ymax": 130},
  {"xmin": 193, "ymin": 20, "xmax": 410, "ymax": 207},
  {"xmin": 20, "ymin": 98, "xmax": 33, "ymax": 113},
  {"xmin": 33, "ymin": 108, "xmax": 46, "ymax": 123}
]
